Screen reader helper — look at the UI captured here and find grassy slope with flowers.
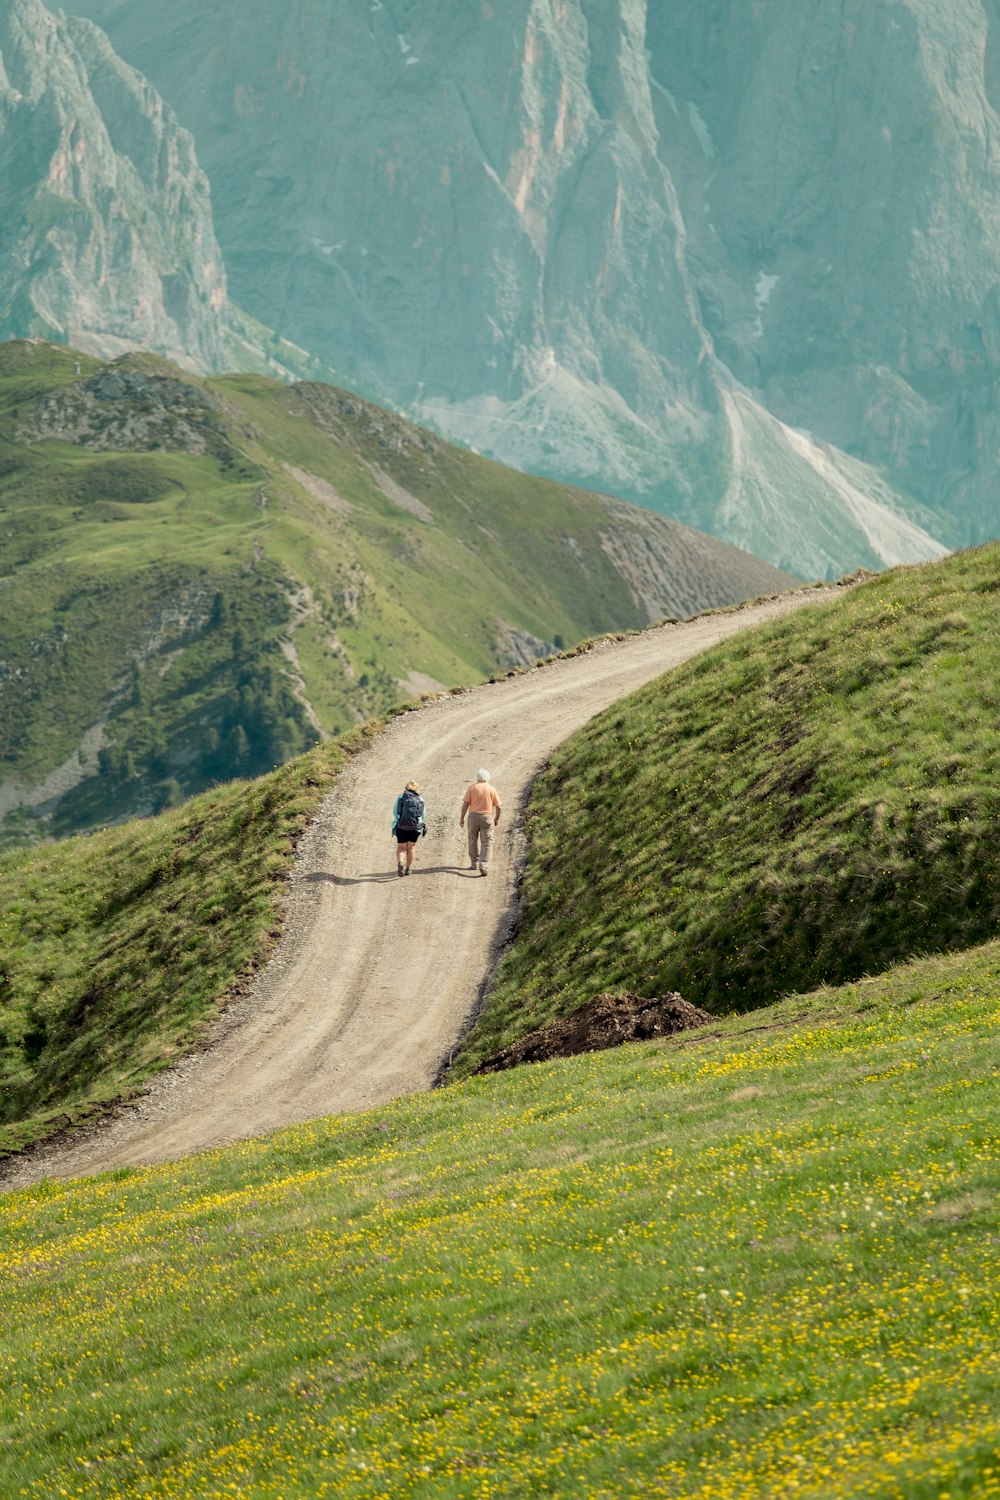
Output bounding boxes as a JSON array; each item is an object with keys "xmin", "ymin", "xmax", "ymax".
[
  {"xmin": 1, "ymin": 941, "xmax": 998, "ymax": 1499},
  {"xmin": 455, "ymin": 544, "xmax": 1000, "ymax": 1075}
]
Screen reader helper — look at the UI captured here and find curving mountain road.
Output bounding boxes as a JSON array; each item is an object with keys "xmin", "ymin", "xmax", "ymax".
[{"xmin": 4, "ymin": 589, "xmax": 835, "ymax": 1188}]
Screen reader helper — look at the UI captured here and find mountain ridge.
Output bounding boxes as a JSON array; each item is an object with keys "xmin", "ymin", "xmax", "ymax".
[{"xmin": 0, "ymin": 338, "xmax": 794, "ymax": 843}]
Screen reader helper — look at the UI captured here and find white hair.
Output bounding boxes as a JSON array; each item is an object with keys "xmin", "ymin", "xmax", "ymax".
[{"xmin": 476, "ymin": 768, "xmax": 491, "ymax": 782}]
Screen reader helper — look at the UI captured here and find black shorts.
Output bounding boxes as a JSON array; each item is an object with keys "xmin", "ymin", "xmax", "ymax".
[{"xmin": 395, "ymin": 828, "xmax": 420, "ymax": 844}]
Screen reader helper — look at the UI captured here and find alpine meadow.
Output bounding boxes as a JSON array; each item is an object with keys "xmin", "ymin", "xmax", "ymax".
[{"xmin": 2, "ymin": 1, "xmax": 1000, "ymax": 1497}]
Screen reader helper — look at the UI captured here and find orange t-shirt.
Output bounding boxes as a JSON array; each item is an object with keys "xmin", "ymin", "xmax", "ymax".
[{"xmin": 463, "ymin": 782, "xmax": 502, "ymax": 815}]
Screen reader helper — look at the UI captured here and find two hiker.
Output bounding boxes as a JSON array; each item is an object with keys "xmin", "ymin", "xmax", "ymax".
[{"xmin": 390, "ymin": 769, "xmax": 502, "ymax": 877}]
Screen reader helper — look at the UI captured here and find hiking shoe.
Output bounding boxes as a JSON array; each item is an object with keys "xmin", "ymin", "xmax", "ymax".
[
  {"xmin": 480, "ymin": 866, "xmax": 488, "ymax": 877},
  {"xmin": 404, "ymin": 866, "xmax": 411, "ymax": 876},
  {"xmin": 397, "ymin": 865, "xmax": 405, "ymax": 877}
]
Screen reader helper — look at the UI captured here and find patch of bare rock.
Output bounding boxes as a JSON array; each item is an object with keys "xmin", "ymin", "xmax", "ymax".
[
  {"xmin": 16, "ymin": 364, "xmax": 231, "ymax": 452},
  {"xmin": 473, "ymin": 992, "xmax": 714, "ymax": 1074}
]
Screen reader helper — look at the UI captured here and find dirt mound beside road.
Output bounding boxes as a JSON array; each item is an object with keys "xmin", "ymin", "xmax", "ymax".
[{"xmin": 474, "ymin": 992, "xmax": 714, "ymax": 1074}]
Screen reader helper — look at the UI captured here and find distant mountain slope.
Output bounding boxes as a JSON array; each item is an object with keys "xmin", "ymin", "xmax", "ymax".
[
  {"xmin": 0, "ymin": 0, "xmax": 228, "ymax": 368},
  {"xmin": 66, "ymin": 0, "xmax": 973, "ymax": 576},
  {"xmin": 0, "ymin": 0, "xmax": 351, "ymax": 392},
  {"xmin": 0, "ymin": 339, "xmax": 793, "ymax": 843}
]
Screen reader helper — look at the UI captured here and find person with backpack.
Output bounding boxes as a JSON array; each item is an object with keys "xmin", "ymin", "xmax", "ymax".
[
  {"xmin": 392, "ymin": 780, "xmax": 427, "ymax": 875},
  {"xmin": 460, "ymin": 768, "xmax": 502, "ymax": 876}
]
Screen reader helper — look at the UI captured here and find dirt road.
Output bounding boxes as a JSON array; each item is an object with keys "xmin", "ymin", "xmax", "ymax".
[{"xmin": 4, "ymin": 589, "xmax": 834, "ymax": 1188}]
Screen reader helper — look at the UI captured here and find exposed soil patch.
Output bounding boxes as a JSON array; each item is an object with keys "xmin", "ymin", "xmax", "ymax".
[
  {"xmin": 282, "ymin": 463, "xmax": 352, "ymax": 515},
  {"xmin": 366, "ymin": 462, "xmax": 435, "ymax": 524},
  {"xmin": 474, "ymin": 991, "xmax": 714, "ymax": 1073}
]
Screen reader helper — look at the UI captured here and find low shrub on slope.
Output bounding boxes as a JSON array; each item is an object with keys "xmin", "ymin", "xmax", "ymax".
[
  {"xmin": 457, "ymin": 546, "xmax": 1000, "ymax": 1071},
  {"xmin": 0, "ymin": 734, "xmax": 363, "ymax": 1154},
  {"xmin": 3, "ymin": 946, "xmax": 998, "ymax": 1498}
]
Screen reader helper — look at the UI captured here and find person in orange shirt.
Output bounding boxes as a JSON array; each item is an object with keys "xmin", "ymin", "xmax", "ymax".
[{"xmin": 460, "ymin": 768, "xmax": 502, "ymax": 877}]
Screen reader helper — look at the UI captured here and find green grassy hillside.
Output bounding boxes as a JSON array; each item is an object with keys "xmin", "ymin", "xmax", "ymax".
[
  {"xmin": 0, "ymin": 340, "xmax": 792, "ymax": 844},
  {"xmin": 0, "ymin": 730, "xmax": 367, "ymax": 1156},
  {"xmin": 3, "ymin": 945, "xmax": 998, "ymax": 1499},
  {"xmin": 456, "ymin": 546, "xmax": 1000, "ymax": 1072}
]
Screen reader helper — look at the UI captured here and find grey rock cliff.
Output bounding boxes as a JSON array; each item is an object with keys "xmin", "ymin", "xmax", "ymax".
[
  {"xmin": 67, "ymin": 0, "xmax": 1000, "ymax": 573},
  {"xmin": 647, "ymin": 0, "xmax": 1000, "ymax": 547},
  {"xmin": 64, "ymin": 0, "xmax": 722, "ymax": 516},
  {"xmin": 0, "ymin": 0, "xmax": 228, "ymax": 369}
]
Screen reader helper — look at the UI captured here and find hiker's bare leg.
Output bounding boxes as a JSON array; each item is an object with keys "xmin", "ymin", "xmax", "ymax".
[{"xmin": 405, "ymin": 844, "xmax": 416, "ymax": 869}]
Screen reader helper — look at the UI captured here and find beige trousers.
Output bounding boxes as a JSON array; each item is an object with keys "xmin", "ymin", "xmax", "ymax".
[{"xmin": 467, "ymin": 812, "xmax": 493, "ymax": 868}]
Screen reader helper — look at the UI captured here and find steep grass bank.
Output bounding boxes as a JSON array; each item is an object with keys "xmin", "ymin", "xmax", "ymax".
[
  {"xmin": 456, "ymin": 547, "xmax": 1000, "ymax": 1072},
  {"xmin": 2, "ymin": 944, "xmax": 998, "ymax": 1498},
  {"xmin": 0, "ymin": 730, "xmax": 370, "ymax": 1155}
]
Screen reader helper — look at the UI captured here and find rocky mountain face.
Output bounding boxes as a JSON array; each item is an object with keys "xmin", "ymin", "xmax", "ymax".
[
  {"xmin": 0, "ymin": 0, "xmax": 229, "ymax": 369},
  {"xmin": 648, "ymin": 0, "xmax": 1000, "ymax": 549},
  {"xmin": 67, "ymin": 0, "xmax": 1000, "ymax": 576}
]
